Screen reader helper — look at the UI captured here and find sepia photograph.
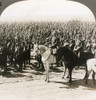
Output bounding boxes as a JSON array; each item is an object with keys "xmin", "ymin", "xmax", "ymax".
[{"xmin": 0, "ymin": 0, "xmax": 96, "ymax": 100}]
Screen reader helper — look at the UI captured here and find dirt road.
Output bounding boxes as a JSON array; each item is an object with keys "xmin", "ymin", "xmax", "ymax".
[{"xmin": 0, "ymin": 66, "xmax": 96, "ymax": 100}]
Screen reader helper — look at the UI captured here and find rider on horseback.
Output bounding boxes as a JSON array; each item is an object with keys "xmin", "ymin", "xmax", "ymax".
[
  {"xmin": 50, "ymin": 31, "xmax": 60, "ymax": 67},
  {"xmin": 91, "ymin": 39, "xmax": 96, "ymax": 58},
  {"xmin": 74, "ymin": 38, "xmax": 83, "ymax": 58}
]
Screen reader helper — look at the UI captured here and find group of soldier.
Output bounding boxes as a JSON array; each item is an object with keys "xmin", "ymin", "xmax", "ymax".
[{"xmin": 0, "ymin": 22, "xmax": 96, "ymax": 68}]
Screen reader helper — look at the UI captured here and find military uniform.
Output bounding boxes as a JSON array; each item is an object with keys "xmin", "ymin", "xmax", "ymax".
[
  {"xmin": 51, "ymin": 31, "xmax": 59, "ymax": 67},
  {"xmin": 51, "ymin": 35, "xmax": 58, "ymax": 48},
  {"xmin": 91, "ymin": 40, "xmax": 96, "ymax": 57},
  {"xmin": 74, "ymin": 39, "xmax": 83, "ymax": 57}
]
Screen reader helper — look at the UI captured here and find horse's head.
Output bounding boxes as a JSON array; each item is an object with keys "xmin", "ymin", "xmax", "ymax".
[
  {"xmin": 33, "ymin": 46, "xmax": 40, "ymax": 57},
  {"xmin": 34, "ymin": 45, "xmax": 47, "ymax": 54},
  {"xmin": 33, "ymin": 45, "xmax": 48, "ymax": 60}
]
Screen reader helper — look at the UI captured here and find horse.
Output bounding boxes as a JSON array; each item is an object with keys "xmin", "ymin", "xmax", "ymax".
[
  {"xmin": 56, "ymin": 47, "xmax": 79, "ymax": 83},
  {"xmin": 0, "ymin": 46, "xmax": 12, "ymax": 73},
  {"xmin": 84, "ymin": 58, "xmax": 96, "ymax": 85},
  {"xmin": 33, "ymin": 45, "xmax": 57, "ymax": 82},
  {"xmin": 14, "ymin": 49, "xmax": 30, "ymax": 72},
  {"xmin": 56, "ymin": 47, "xmax": 94, "ymax": 83},
  {"xmin": 78, "ymin": 51, "xmax": 94, "ymax": 66},
  {"xmin": 34, "ymin": 45, "xmax": 94, "ymax": 83}
]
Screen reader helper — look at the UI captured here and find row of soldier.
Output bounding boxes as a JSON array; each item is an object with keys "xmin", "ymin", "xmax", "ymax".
[{"xmin": 0, "ymin": 22, "xmax": 95, "ymax": 69}]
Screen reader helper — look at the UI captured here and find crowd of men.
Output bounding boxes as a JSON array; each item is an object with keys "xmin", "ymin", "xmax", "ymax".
[{"xmin": 0, "ymin": 21, "xmax": 96, "ymax": 61}]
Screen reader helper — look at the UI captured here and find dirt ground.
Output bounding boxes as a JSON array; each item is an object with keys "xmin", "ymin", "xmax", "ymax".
[{"xmin": 0, "ymin": 65, "xmax": 96, "ymax": 100}]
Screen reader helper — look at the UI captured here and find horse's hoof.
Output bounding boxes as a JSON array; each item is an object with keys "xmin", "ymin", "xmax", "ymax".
[
  {"xmin": 47, "ymin": 80, "xmax": 50, "ymax": 83},
  {"xmin": 69, "ymin": 80, "xmax": 72, "ymax": 83},
  {"xmin": 83, "ymin": 78, "xmax": 86, "ymax": 80},
  {"xmin": 83, "ymin": 75, "xmax": 87, "ymax": 80},
  {"xmin": 85, "ymin": 81, "xmax": 88, "ymax": 85},
  {"xmin": 45, "ymin": 79, "xmax": 50, "ymax": 83}
]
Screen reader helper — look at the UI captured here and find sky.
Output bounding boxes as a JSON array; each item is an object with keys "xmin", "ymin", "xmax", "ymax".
[{"xmin": 0, "ymin": 0, "xmax": 95, "ymax": 22}]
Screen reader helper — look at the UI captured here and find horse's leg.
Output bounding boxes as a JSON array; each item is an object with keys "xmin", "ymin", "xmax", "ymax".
[
  {"xmin": 68, "ymin": 68, "xmax": 72, "ymax": 83},
  {"xmin": 3, "ymin": 58, "xmax": 7, "ymax": 74},
  {"xmin": 45, "ymin": 64, "xmax": 47, "ymax": 82},
  {"xmin": 62, "ymin": 61, "xmax": 69, "ymax": 79},
  {"xmin": 85, "ymin": 70, "xmax": 91, "ymax": 85},
  {"xmin": 84, "ymin": 64, "xmax": 91, "ymax": 85},
  {"xmin": 92, "ymin": 71, "xmax": 96, "ymax": 85},
  {"xmin": 28, "ymin": 53, "xmax": 30, "ymax": 65},
  {"xmin": 45, "ymin": 62, "xmax": 50, "ymax": 83},
  {"xmin": 62, "ymin": 68, "xmax": 67, "ymax": 79},
  {"xmin": 23, "ymin": 60, "xmax": 26, "ymax": 70},
  {"xmin": 83, "ymin": 65, "xmax": 88, "ymax": 80},
  {"xmin": 62, "ymin": 61, "xmax": 66, "ymax": 79},
  {"xmin": 83, "ymin": 72, "xmax": 88, "ymax": 80},
  {"xmin": 17, "ymin": 61, "xmax": 23, "ymax": 72},
  {"xmin": 19, "ymin": 64, "xmax": 23, "ymax": 72}
]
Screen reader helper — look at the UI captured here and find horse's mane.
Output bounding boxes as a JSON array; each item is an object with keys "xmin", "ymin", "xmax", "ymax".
[
  {"xmin": 59, "ymin": 46, "xmax": 76, "ymax": 55},
  {"xmin": 57, "ymin": 46, "xmax": 78, "ymax": 63}
]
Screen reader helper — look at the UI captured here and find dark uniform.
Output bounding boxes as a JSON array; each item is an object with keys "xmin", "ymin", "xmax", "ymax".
[{"xmin": 74, "ymin": 39, "xmax": 83, "ymax": 57}]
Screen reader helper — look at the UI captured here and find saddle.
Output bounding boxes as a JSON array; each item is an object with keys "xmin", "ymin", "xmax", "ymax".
[{"xmin": 42, "ymin": 49, "xmax": 51, "ymax": 62}]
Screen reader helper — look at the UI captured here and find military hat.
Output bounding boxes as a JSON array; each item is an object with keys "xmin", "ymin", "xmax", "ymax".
[{"xmin": 64, "ymin": 42, "xmax": 69, "ymax": 47}]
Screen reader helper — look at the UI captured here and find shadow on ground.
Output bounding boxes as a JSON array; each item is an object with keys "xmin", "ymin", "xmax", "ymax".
[{"xmin": 51, "ymin": 79, "xmax": 96, "ymax": 90}]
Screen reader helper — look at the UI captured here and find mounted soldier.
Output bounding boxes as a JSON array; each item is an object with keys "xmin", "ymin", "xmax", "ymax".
[
  {"xmin": 86, "ymin": 40, "xmax": 92, "ymax": 52},
  {"xmin": 50, "ymin": 31, "xmax": 60, "ymax": 67},
  {"xmin": 74, "ymin": 38, "xmax": 84, "ymax": 58},
  {"xmin": 91, "ymin": 39, "xmax": 96, "ymax": 58}
]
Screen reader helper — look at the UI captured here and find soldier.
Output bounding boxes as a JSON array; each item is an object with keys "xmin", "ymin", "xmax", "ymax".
[
  {"xmin": 51, "ymin": 31, "xmax": 58, "ymax": 49},
  {"xmin": 91, "ymin": 39, "xmax": 96, "ymax": 57},
  {"xmin": 69, "ymin": 39, "xmax": 75, "ymax": 51},
  {"xmin": 51, "ymin": 31, "xmax": 59, "ymax": 67},
  {"xmin": 74, "ymin": 38, "xmax": 83, "ymax": 58},
  {"xmin": 86, "ymin": 40, "xmax": 92, "ymax": 52},
  {"xmin": 18, "ymin": 43, "xmax": 24, "ymax": 54}
]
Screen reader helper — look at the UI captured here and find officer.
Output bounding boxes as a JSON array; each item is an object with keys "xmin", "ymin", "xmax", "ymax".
[
  {"xmin": 51, "ymin": 31, "xmax": 59, "ymax": 67},
  {"xmin": 74, "ymin": 38, "xmax": 83, "ymax": 57}
]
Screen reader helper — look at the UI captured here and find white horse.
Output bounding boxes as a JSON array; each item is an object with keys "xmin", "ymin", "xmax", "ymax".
[
  {"xmin": 85, "ymin": 58, "xmax": 96, "ymax": 85},
  {"xmin": 33, "ymin": 45, "xmax": 56, "ymax": 82}
]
